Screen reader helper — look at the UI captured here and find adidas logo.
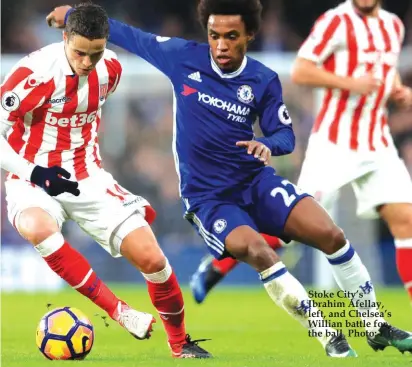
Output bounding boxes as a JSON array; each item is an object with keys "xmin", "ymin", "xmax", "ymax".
[{"xmin": 188, "ymin": 71, "xmax": 202, "ymax": 82}]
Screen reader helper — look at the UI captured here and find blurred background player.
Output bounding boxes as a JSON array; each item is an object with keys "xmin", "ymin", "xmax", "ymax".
[
  {"xmin": 48, "ymin": 0, "xmax": 412, "ymax": 356},
  {"xmin": 291, "ymin": 0, "xmax": 412, "ymax": 303},
  {"xmin": 1, "ymin": 3, "xmax": 211, "ymax": 359}
]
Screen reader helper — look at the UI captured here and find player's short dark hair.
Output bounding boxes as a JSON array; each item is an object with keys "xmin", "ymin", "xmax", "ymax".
[
  {"xmin": 66, "ymin": 2, "xmax": 109, "ymax": 40},
  {"xmin": 197, "ymin": 0, "xmax": 263, "ymax": 35}
]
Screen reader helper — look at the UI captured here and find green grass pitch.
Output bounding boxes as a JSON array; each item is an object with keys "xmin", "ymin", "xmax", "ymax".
[{"xmin": 2, "ymin": 286, "xmax": 411, "ymax": 366}]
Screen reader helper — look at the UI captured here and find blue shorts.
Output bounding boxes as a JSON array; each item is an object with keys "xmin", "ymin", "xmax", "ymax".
[{"xmin": 183, "ymin": 168, "xmax": 311, "ymax": 259}]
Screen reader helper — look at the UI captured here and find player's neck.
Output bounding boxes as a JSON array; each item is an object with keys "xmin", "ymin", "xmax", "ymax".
[
  {"xmin": 354, "ymin": 6, "xmax": 381, "ymax": 18},
  {"xmin": 226, "ymin": 60, "xmax": 244, "ymax": 73}
]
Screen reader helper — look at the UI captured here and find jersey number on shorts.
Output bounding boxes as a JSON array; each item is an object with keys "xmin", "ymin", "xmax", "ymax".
[
  {"xmin": 270, "ymin": 179, "xmax": 303, "ymax": 207},
  {"xmin": 106, "ymin": 184, "xmax": 131, "ymax": 201}
]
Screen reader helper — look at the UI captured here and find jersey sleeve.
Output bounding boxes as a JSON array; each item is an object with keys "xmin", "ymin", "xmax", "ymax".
[
  {"xmin": 256, "ymin": 75, "xmax": 295, "ymax": 156},
  {"xmin": 1, "ymin": 59, "xmax": 52, "ymax": 127},
  {"xmin": 104, "ymin": 51, "xmax": 122, "ymax": 97},
  {"xmin": 0, "ymin": 58, "xmax": 52, "ymax": 179},
  {"xmin": 108, "ymin": 18, "xmax": 189, "ymax": 78},
  {"xmin": 297, "ymin": 12, "xmax": 343, "ymax": 64},
  {"xmin": 393, "ymin": 15, "xmax": 405, "ymax": 45}
]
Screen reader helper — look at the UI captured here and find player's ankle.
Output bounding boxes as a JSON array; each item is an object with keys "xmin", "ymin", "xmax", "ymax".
[{"xmin": 109, "ymin": 300, "xmax": 126, "ymax": 320}]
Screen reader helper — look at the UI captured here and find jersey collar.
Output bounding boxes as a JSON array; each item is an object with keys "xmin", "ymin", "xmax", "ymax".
[
  {"xmin": 210, "ymin": 51, "xmax": 248, "ymax": 79},
  {"xmin": 345, "ymin": 0, "xmax": 382, "ymax": 18}
]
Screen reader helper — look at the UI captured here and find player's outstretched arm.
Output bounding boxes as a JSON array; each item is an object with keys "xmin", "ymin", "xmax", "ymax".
[{"xmin": 47, "ymin": 6, "xmax": 188, "ymax": 78}]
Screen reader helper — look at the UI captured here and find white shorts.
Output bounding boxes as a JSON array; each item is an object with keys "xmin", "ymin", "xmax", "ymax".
[
  {"xmin": 297, "ymin": 135, "xmax": 412, "ymax": 219},
  {"xmin": 5, "ymin": 169, "xmax": 150, "ymax": 257}
]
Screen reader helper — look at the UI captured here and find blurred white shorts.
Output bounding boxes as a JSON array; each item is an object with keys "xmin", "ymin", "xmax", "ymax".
[
  {"xmin": 297, "ymin": 135, "xmax": 412, "ymax": 219},
  {"xmin": 5, "ymin": 169, "xmax": 150, "ymax": 257}
]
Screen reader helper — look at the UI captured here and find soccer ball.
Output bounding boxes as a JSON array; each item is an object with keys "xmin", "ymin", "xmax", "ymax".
[{"xmin": 36, "ymin": 307, "xmax": 94, "ymax": 360}]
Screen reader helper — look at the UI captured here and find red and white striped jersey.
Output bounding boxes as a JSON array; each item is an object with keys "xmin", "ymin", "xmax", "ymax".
[
  {"xmin": 298, "ymin": 0, "xmax": 404, "ymax": 152},
  {"xmin": 0, "ymin": 42, "xmax": 122, "ymax": 181}
]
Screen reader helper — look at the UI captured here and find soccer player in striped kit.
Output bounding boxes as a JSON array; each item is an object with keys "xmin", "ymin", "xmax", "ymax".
[
  {"xmin": 1, "ymin": 3, "xmax": 210, "ymax": 358},
  {"xmin": 291, "ymin": 0, "xmax": 412, "ymax": 303}
]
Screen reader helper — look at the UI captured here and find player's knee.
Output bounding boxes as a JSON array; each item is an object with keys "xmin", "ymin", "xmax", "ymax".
[
  {"xmin": 321, "ymin": 226, "xmax": 346, "ymax": 255},
  {"xmin": 384, "ymin": 208, "xmax": 412, "ymax": 238},
  {"xmin": 139, "ymin": 252, "xmax": 167, "ymax": 274},
  {"xmin": 16, "ymin": 208, "xmax": 59, "ymax": 245},
  {"xmin": 245, "ymin": 238, "xmax": 279, "ymax": 271},
  {"xmin": 120, "ymin": 226, "xmax": 166, "ymax": 273}
]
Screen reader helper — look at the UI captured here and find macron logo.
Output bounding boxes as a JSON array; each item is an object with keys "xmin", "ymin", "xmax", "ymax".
[
  {"xmin": 188, "ymin": 71, "xmax": 202, "ymax": 82},
  {"xmin": 181, "ymin": 84, "xmax": 198, "ymax": 96}
]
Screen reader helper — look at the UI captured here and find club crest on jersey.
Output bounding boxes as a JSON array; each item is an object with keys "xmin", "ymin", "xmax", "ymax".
[
  {"xmin": 278, "ymin": 104, "xmax": 292, "ymax": 125},
  {"xmin": 99, "ymin": 83, "xmax": 108, "ymax": 101},
  {"xmin": 237, "ymin": 85, "xmax": 254, "ymax": 104},
  {"xmin": 213, "ymin": 219, "xmax": 227, "ymax": 234},
  {"xmin": 1, "ymin": 91, "xmax": 20, "ymax": 112}
]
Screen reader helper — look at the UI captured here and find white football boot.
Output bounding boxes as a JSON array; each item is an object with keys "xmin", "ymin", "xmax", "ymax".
[{"xmin": 113, "ymin": 301, "xmax": 156, "ymax": 339}]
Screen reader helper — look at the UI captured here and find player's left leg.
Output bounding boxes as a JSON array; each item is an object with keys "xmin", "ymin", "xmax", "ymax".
[
  {"xmin": 190, "ymin": 234, "xmax": 283, "ymax": 304},
  {"xmin": 117, "ymin": 219, "xmax": 209, "ymax": 358},
  {"xmin": 352, "ymin": 154, "xmax": 412, "ymax": 305},
  {"xmin": 68, "ymin": 174, "xmax": 211, "ymax": 358},
  {"xmin": 379, "ymin": 203, "xmax": 412, "ymax": 302},
  {"xmin": 283, "ymin": 196, "xmax": 412, "ymax": 354}
]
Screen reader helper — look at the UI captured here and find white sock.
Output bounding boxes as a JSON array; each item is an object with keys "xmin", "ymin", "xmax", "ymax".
[
  {"xmin": 141, "ymin": 260, "xmax": 172, "ymax": 283},
  {"xmin": 260, "ymin": 262, "xmax": 337, "ymax": 347},
  {"xmin": 34, "ymin": 232, "xmax": 64, "ymax": 257},
  {"xmin": 325, "ymin": 241, "xmax": 385, "ymax": 335}
]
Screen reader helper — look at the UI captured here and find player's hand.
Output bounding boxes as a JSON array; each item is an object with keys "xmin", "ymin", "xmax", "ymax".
[
  {"xmin": 30, "ymin": 166, "xmax": 80, "ymax": 197},
  {"xmin": 236, "ymin": 140, "xmax": 271, "ymax": 166},
  {"xmin": 46, "ymin": 5, "xmax": 72, "ymax": 29},
  {"xmin": 390, "ymin": 86, "xmax": 412, "ymax": 109},
  {"xmin": 350, "ymin": 74, "xmax": 381, "ymax": 95}
]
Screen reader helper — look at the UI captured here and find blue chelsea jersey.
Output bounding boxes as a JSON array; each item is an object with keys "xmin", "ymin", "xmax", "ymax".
[{"xmin": 109, "ymin": 19, "xmax": 295, "ymax": 199}]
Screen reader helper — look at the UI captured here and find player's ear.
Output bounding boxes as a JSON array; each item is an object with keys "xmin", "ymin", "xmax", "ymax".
[
  {"xmin": 247, "ymin": 33, "xmax": 255, "ymax": 43},
  {"xmin": 63, "ymin": 31, "xmax": 68, "ymax": 43}
]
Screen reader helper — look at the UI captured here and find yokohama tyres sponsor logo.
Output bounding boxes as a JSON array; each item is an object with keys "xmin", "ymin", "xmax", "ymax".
[
  {"xmin": 198, "ymin": 92, "xmax": 250, "ymax": 116},
  {"xmin": 45, "ymin": 111, "xmax": 97, "ymax": 128}
]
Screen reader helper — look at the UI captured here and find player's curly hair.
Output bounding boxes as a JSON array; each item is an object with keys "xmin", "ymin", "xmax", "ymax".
[
  {"xmin": 197, "ymin": 0, "xmax": 263, "ymax": 35},
  {"xmin": 66, "ymin": 2, "xmax": 109, "ymax": 40}
]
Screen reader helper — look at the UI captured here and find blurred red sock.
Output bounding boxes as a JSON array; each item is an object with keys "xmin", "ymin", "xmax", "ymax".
[
  {"xmin": 395, "ymin": 239, "xmax": 412, "ymax": 301},
  {"xmin": 212, "ymin": 257, "xmax": 237, "ymax": 275},
  {"xmin": 212, "ymin": 234, "xmax": 282, "ymax": 275},
  {"xmin": 261, "ymin": 234, "xmax": 282, "ymax": 249}
]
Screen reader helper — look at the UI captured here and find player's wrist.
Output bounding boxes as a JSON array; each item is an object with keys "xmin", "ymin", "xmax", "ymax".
[
  {"xmin": 24, "ymin": 162, "xmax": 37, "ymax": 182},
  {"xmin": 339, "ymin": 77, "xmax": 354, "ymax": 92}
]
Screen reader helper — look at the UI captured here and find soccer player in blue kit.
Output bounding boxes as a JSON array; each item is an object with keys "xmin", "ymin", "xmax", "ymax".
[{"xmin": 48, "ymin": 0, "xmax": 412, "ymax": 357}]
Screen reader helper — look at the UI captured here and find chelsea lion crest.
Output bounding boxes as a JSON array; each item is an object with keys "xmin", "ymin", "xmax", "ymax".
[
  {"xmin": 237, "ymin": 85, "xmax": 254, "ymax": 104},
  {"xmin": 213, "ymin": 219, "xmax": 227, "ymax": 234}
]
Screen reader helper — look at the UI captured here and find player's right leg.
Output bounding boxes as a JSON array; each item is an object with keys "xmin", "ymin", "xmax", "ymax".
[
  {"xmin": 67, "ymin": 173, "xmax": 211, "ymax": 358},
  {"xmin": 184, "ymin": 198, "xmax": 354, "ymax": 357},
  {"xmin": 282, "ymin": 196, "xmax": 412, "ymax": 354},
  {"xmin": 190, "ymin": 234, "xmax": 283, "ymax": 304},
  {"xmin": 5, "ymin": 181, "xmax": 126, "ymax": 331}
]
